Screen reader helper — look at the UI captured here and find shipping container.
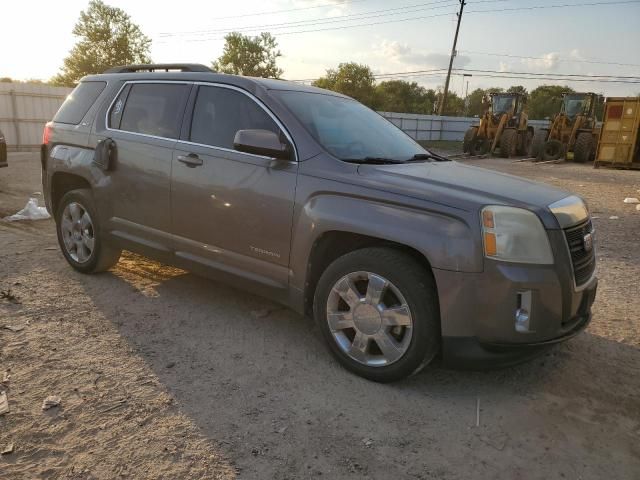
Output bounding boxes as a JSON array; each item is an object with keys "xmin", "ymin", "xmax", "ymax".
[{"xmin": 595, "ymin": 97, "xmax": 640, "ymax": 169}]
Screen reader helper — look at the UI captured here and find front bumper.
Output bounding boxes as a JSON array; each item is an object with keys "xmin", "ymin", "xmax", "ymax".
[
  {"xmin": 433, "ymin": 227, "xmax": 597, "ymax": 369},
  {"xmin": 441, "ymin": 279, "xmax": 596, "ymax": 369}
]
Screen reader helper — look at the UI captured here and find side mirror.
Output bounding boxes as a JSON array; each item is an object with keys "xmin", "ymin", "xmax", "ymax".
[{"xmin": 233, "ymin": 129, "xmax": 292, "ymax": 161}]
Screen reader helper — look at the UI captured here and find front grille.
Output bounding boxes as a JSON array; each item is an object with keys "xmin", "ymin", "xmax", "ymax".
[{"xmin": 564, "ymin": 219, "xmax": 596, "ymax": 287}]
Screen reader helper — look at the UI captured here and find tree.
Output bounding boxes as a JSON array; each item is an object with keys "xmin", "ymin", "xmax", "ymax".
[
  {"xmin": 435, "ymin": 89, "xmax": 465, "ymax": 116},
  {"xmin": 313, "ymin": 62, "xmax": 377, "ymax": 107},
  {"xmin": 52, "ymin": 0, "xmax": 151, "ymax": 87},
  {"xmin": 212, "ymin": 32, "xmax": 283, "ymax": 78},
  {"xmin": 507, "ymin": 85, "xmax": 528, "ymax": 95},
  {"xmin": 528, "ymin": 85, "xmax": 575, "ymax": 119},
  {"xmin": 375, "ymin": 80, "xmax": 435, "ymax": 114}
]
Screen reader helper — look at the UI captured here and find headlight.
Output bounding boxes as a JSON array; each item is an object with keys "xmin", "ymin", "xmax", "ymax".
[{"xmin": 481, "ymin": 206, "xmax": 553, "ymax": 264}]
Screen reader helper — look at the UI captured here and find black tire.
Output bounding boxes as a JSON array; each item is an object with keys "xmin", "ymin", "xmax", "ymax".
[
  {"xmin": 530, "ymin": 129, "xmax": 547, "ymax": 160},
  {"xmin": 55, "ymin": 189, "xmax": 121, "ymax": 273},
  {"xmin": 463, "ymin": 127, "xmax": 478, "ymax": 154},
  {"xmin": 573, "ymin": 132, "xmax": 594, "ymax": 163},
  {"xmin": 470, "ymin": 137, "xmax": 490, "ymax": 156},
  {"xmin": 313, "ymin": 247, "xmax": 440, "ymax": 383},
  {"xmin": 499, "ymin": 129, "xmax": 517, "ymax": 158},
  {"xmin": 543, "ymin": 139, "xmax": 565, "ymax": 161},
  {"xmin": 517, "ymin": 130, "xmax": 533, "ymax": 156}
]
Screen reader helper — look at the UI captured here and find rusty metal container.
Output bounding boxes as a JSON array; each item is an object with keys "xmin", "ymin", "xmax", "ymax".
[{"xmin": 595, "ymin": 97, "xmax": 640, "ymax": 169}]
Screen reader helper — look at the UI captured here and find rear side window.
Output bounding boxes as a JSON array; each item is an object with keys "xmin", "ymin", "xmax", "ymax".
[
  {"xmin": 115, "ymin": 83, "xmax": 190, "ymax": 139},
  {"xmin": 190, "ymin": 86, "xmax": 279, "ymax": 149},
  {"xmin": 53, "ymin": 81, "xmax": 106, "ymax": 125}
]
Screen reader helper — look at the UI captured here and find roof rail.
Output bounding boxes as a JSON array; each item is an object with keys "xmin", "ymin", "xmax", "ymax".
[{"xmin": 104, "ymin": 63, "xmax": 214, "ymax": 74}]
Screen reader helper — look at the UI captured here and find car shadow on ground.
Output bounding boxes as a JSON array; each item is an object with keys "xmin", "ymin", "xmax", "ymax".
[{"xmin": 75, "ymin": 251, "xmax": 640, "ymax": 477}]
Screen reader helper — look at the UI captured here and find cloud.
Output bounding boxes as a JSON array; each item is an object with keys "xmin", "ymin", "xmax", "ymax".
[
  {"xmin": 522, "ymin": 52, "xmax": 560, "ymax": 70},
  {"xmin": 292, "ymin": 0, "xmax": 349, "ymax": 17},
  {"xmin": 377, "ymin": 40, "xmax": 470, "ymax": 69}
]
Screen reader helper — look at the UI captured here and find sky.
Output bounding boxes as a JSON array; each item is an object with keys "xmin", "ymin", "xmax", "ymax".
[{"xmin": 2, "ymin": 0, "xmax": 640, "ymax": 96}]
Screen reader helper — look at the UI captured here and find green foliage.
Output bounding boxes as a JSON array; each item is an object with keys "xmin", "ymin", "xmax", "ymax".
[
  {"xmin": 528, "ymin": 84, "xmax": 575, "ymax": 119},
  {"xmin": 436, "ymin": 90, "xmax": 465, "ymax": 116},
  {"xmin": 313, "ymin": 63, "xmax": 377, "ymax": 107},
  {"xmin": 375, "ymin": 80, "xmax": 436, "ymax": 114},
  {"xmin": 52, "ymin": 0, "xmax": 151, "ymax": 87},
  {"xmin": 212, "ymin": 32, "xmax": 283, "ymax": 78},
  {"xmin": 507, "ymin": 85, "xmax": 528, "ymax": 95}
]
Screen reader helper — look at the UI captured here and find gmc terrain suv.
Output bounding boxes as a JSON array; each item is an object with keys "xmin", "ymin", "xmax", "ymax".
[{"xmin": 41, "ymin": 64, "xmax": 597, "ymax": 382}]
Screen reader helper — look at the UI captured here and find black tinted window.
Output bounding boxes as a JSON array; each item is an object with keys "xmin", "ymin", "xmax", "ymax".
[
  {"xmin": 108, "ymin": 84, "xmax": 131, "ymax": 129},
  {"xmin": 118, "ymin": 83, "xmax": 190, "ymax": 139},
  {"xmin": 190, "ymin": 86, "xmax": 279, "ymax": 149},
  {"xmin": 54, "ymin": 81, "xmax": 106, "ymax": 125}
]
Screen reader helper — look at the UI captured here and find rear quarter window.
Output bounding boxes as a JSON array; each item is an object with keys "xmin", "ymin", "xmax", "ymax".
[
  {"xmin": 114, "ymin": 83, "xmax": 190, "ymax": 139},
  {"xmin": 53, "ymin": 81, "xmax": 107, "ymax": 125}
]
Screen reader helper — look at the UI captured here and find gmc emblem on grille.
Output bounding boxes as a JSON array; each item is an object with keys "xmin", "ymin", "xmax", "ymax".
[{"xmin": 583, "ymin": 232, "xmax": 594, "ymax": 252}]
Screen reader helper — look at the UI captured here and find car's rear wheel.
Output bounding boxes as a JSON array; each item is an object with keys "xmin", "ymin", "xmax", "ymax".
[
  {"xmin": 313, "ymin": 248, "xmax": 440, "ymax": 382},
  {"xmin": 56, "ymin": 189, "xmax": 121, "ymax": 273}
]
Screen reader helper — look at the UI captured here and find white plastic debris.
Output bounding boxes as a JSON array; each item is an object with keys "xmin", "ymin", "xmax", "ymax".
[
  {"xmin": 609, "ymin": 216, "xmax": 619, "ymax": 220},
  {"xmin": 623, "ymin": 197, "xmax": 639, "ymax": 204},
  {"xmin": 4, "ymin": 198, "xmax": 50, "ymax": 221}
]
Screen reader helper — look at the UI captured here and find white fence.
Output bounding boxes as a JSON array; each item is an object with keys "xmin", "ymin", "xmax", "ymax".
[
  {"xmin": 0, "ymin": 82, "xmax": 551, "ymax": 151},
  {"xmin": 0, "ymin": 83, "xmax": 73, "ymax": 151},
  {"xmin": 379, "ymin": 111, "xmax": 549, "ymax": 142}
]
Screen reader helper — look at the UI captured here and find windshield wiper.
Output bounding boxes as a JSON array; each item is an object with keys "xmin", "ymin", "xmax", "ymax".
[
  {"xmin": 409, "ymin": 153, "xmax": 450, "ymax": 162},
  {"xmin": 342, "ymin": 157, "xmax": 406, "ymax": 165}
]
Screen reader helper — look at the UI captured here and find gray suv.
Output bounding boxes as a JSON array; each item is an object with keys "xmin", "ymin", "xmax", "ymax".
[{"xmin": 42, "ymin": 64, "xmax": 597, "ymax": 382}]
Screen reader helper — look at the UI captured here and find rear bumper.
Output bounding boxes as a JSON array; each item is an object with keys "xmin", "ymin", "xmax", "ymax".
[{"xmin": 441, "ymin": 279, "xmax": 596, "ymax": 369}]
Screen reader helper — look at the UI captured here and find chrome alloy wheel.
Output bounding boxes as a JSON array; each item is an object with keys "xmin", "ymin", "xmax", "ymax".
[
  {"xmin": 60, "ymin": 202, "xmax": 95, "ymax": 263},
  {"xmin": 326, "ymin": 271, "xmax": 413, "ymax": 367}
]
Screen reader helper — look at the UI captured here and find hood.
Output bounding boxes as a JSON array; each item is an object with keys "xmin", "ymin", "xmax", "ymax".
[{"xmin": 357, "ymin": 161, "xmax": 573, "ymax": 228}]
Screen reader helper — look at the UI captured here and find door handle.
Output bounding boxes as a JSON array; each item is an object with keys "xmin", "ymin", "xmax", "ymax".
[{"xmin": 177, "ymin": 153, "xmax": 203, "ymax": 167}]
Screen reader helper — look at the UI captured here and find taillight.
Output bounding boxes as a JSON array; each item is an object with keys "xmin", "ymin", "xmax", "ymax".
[{"xmin": 42, "ymin": 122, "xmax": 53, "ymax": 145}]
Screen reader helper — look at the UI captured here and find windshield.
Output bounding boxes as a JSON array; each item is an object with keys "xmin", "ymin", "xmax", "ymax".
[
  {"xmin": 492, "ymin": 95, "xmax": 515, "ymax": 114},
  {"xmin": 563, "ymin": 95, "xmax": 588, "ymax": 118},
  {"xmin": 274, "ymin": 91, "xmax": 427, "ymax": 161}
]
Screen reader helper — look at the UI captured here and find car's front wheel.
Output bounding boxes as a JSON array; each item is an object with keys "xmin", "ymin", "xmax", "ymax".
[
  {"xmin": 313, "ymin": 248, "xmax": 440, "ymax": 382},
  {"xmin": 56, "ymin": 189, "xmax": 121, "ymax": 273}
]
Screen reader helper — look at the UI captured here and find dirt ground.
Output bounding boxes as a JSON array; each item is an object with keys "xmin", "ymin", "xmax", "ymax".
[{"xmin": 1, "ymin": 152, "xmax": 639, "ymax": 479}]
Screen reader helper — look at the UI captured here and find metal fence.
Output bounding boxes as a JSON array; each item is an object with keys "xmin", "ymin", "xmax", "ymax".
[
  {"xmin": 0, "ymin": 83, "xmax": 552, "ymax": 151},
  {"xmin": 379, "ymin": 111, "xmax": 549, "ymax": 141},
  {"xmin": 0, "ymin": 83, "xmax": 73, "ymax": 151}
]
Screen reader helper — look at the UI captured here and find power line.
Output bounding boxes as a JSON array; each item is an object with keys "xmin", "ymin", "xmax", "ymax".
[
  {"xmin": 202, "ymin": 0, "xmax": 373, "ymax": 21},
  {"xmin": 158, "ymin": 0, "xmax": 461, "ymax": 38},
  {"xmin": 292, "ymin": 68, "xmax": 640, "ymax": 84},
  {"xmin": 156, "ymin": 0, "xmax": 640, "ymax": 42},
  {"xmin": 456, "ymin": 68, "xmax": 640, "ymax": 79},
  {"xmin": 458, "ymin": 50, "xmax": 640, "ymax": 69},
  {"xmin": 454, "ymin": 73, "xmax": 640, "ymax": 83}
]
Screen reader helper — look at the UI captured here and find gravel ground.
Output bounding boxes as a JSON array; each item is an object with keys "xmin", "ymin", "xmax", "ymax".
[{"xmin": 1, "ymin": 153, "xmax": 639, "ymax": 479}]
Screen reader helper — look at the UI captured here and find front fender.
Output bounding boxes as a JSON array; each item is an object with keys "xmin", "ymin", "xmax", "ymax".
[{"xmin": 289, "ymin": 193, "xmax": 483, "ymax": 291}]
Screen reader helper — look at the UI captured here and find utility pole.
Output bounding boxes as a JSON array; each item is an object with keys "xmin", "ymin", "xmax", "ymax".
[{"xmin": 438, "ymin": 0, "xmax": 466, "ymax": 116}]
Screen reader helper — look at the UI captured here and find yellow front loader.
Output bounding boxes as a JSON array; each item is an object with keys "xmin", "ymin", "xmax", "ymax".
[
  {"xmin": 463, "ymin": 93, "xmax": 533, "ymax": 158},
  {"xmin": 530, "ymin": 93, "xmax": 600, "ymax": 163}
]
